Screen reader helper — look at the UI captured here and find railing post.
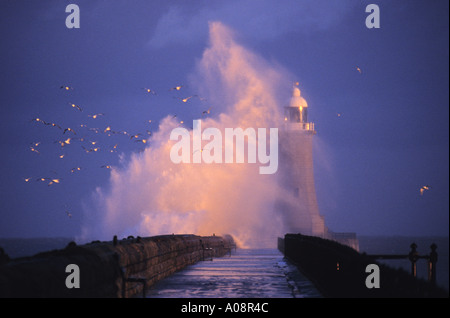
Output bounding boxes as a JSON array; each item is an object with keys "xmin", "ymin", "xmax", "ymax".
[
  {"xmin": 408, "ymin": 243, "xmax": 419, "ymax": 277},
  {"xmin": 428, "ymin": 243, "xmax": 438, "ymax": 284}
]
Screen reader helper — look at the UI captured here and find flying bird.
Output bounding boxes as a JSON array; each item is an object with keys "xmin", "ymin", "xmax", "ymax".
[
  {"xmin": 110, "ymin": 144, "xmax": 118, "ymax": 153},
  {"xmin": 65, "ymin": 210, "xmax": 72, "ymax": 218},
  {"xmin": 130, "ymin": 133, "xmax": 142, "ymax": 140},
  {"xmin": 142, "ymin": 88, "xmax": 157, "ymax": 95},
  {"xmin": 31, "ymin": 118, "xmax": 48, "ymax": 125},
  {"xmin": 193, "ymin": 147, "xmax": 210, "ymax": 155},
  {"xmin": 31, "ymin": 118, "xmax": 61, "ymax": 129},
  {"xmin": 69, "ymin": 103, "xmax": 82, "ymax": 112},
  {"xmin": 56, "ymin": 138, "xmax": 71, "ymax": 147},
  {"xmin": 82, "ymin": 146, "xmax": 100, "ymax": 153},
  {"xmin": 70, "ymin": 167, "xmax": 82, "ymax": 173},
  {"xmin": 88, "ymin": 113, "xmax": 104, "ymax": 119},
  {"xmin": 420, "ymin": 185, "xmax": 431, "ymax": 196},
  {"xmin": 30, "ymin": 146, "xmax": 40, "ymax": 154},
  {"xmin": 49, "ymin": 122, "xmax": 62, "ymax": 129},
  {"xmin": 170, "ymin": 85, "xmax": 184, "ymax": 91},
  {"xmin": 60, "ymin": 86, "xmax": 73, "ymax": 90},
  {"xmin": 63, "ymin": 127, "xmax": 76, "ymax": 135},
  {"xmin": 101, "ymin": 165, "xmax": 112, "ymax": 169},
  {"xmin": 202, "ymin": 107, "xmax": 212, "ymax": 116},
  {"xmin": 37, "ymin": 177, "xmax": 61, "ymax": 186},
  {"xmin": 176, "ymin": 95, "xmax": 197, "ymax": 103},
  {"xmin": 89, "ymin": 127, "xmax": 100, "ymax": 134},
  {"xmin": 356, "ymin": 66, "xmax": 362, "ymax": 74}
]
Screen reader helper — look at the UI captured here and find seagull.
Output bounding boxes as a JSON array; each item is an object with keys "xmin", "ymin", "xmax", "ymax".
[
  {"xmin": 31, "ymin": 118, "xmax": 48, "ymax": 125},
  {"xmin": 101, "ymin": 165, "xmax": 112, "ymax": 169},
  {"xmin": 193, "ymin": 147, "xmax": 209, "ymax": 155},
  {"xmin": 63, "ymin": 128, "xmax": 76, "ymax": 135},
  {"xmin": 337, "ymin": 113, "xmax": 342, "ymax": 117},
  {"xmin": 47, "ymin": 179, "xmax": 60, "ymax": 186},
  {"xmin": 24, "ymin": 177, "xmax": 32, "ymax": 182},
  {"xmin": 30, "ymin": 146, "xmax": 40, "ymax": 154},
  {"xmin": 202, "ymin": 107, "xmax": 212, "ymax": 116},
  {"xmin": 55, "ymin": 138, "xmax": 71, "ymax": 147},
  {"xmin": 70, "ymin": 167, "xmax": 82, "ymax": 173},
  {"xmin": 170, "ymin": 85, "xmax": 184, "ymax": 91},
  {"xmin": 88, "ymin": 113, "xmax": 104, "ymax": 119},
  {"xmin": 60, "ymin": 86, "xmax": 73, "ymax": 90},
  {"xmin": 49, "ymin": 122, "xmax": 62, "ymax": 129},
  {"xmin": 65, "ymin": 210, "xmax": 72, "ymax": 218},
  {"xmin": 420, "ymin": 185, "xmax": 431, "ymax": 196},
  {"xmin": 69, "ymin": 103, "xmax": 82, "ymax": 112},
  {"xmin": 110, "ymin": 144, "xmax": 118, "ymax": 153},
  {"xmin": 82, "ymin": 146, "xmax": 100, "ymax": 153},
  {"xmin": 176, "ymin": 95, "xmax": 197, "ymax": 103},
  {"xmin": 31, "ymin": 118, "xmax": 61, "ymax": 129},
  {"xmin": 135, "ymin": 139, "xmax": 147, "ymax": 144},
  {"xmin": 142, "ymin": 88, "xmax": 157, "ymax": 95},
  {"xmin": 356, "ymin": 66, "xmax": 362, "ymax": 74},
  {"xmin": 37, "ymin": 177, "xmax": 61, "ymax": 186},
  {"xmin": 89, "ymin": 127, "xmax": 100, "ymax": 134},
  {"xmin": 130, "ymin": 133, "xmax": 142, "ymax": 140}
]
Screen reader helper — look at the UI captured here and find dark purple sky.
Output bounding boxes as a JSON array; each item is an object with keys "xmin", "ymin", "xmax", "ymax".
[{"xmin": 0, "ymin": 0, "xmax": 448, "ymax": 238}]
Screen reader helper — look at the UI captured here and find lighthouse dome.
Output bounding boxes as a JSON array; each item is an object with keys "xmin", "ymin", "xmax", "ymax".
[{"xmin": 290, "ymin": 86, "xmax": 308, "ymax": 108}]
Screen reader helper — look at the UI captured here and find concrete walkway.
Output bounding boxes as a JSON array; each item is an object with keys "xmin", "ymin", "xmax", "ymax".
[{"xmin": 146, "ymin": 248, "xmax": 322, "ymax": 298}]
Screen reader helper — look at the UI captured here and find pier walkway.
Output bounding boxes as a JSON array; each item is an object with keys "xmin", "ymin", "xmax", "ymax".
[{"xmin": 145, "ymin": 248, "xmax": 322, "ymax": 298}]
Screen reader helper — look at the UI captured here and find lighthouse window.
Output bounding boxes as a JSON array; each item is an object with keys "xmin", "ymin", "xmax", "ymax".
[
  {"xmin": 302, "ymin": 108, "xmax": 307, "ymax": 122},
  {"xmin": 285, "ymin": 108, "xmax": 300, "ymax": 123}
]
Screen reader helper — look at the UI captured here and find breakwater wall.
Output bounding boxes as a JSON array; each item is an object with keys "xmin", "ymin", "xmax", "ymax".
[
  {"xmin": 0, "ymin": 234, "xmax": 235, "ymax": 298},
  {"xmin": 279, "ymin": 233, "xmax": 448, "ymax": 298}
]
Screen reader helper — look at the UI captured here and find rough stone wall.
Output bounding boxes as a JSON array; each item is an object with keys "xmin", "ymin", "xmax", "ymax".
[{"xmin": 0, "ymin": 234, "xmax": 235, "ymax": 298}]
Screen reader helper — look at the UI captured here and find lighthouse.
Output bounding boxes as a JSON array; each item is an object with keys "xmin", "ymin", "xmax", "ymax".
[{"xmin": 277, "ymin": 83, "xmax": 327, "ymax": 237}]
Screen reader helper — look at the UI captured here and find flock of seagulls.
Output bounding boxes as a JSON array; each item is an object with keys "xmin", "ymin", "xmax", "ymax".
[{"xmin": 25, "ymin": 83, "xmax": 212, "ymax": 219}]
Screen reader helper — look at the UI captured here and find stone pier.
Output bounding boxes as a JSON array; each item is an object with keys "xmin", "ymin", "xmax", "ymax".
[{"xmin": 0, "ymin": 234, "xmax": 235, "ymax": 298}]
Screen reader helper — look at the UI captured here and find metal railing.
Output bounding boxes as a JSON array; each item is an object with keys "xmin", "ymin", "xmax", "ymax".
[{"xmin": 368, "ymin": 243, "xmax": 438, "ymax": 284}]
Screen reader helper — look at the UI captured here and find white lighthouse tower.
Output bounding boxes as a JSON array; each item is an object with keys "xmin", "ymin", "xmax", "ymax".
[{"xmin": 277, "ymin": 83, "xmax": 327, "ymax": 237}]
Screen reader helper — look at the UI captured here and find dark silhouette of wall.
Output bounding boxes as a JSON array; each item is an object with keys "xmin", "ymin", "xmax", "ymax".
[
  {"xmin": 280, "ymin": 233, "xmax": 448, "ymax": 298},
  {"xmin": 0, "ymin": 234, "xmax": 235, "ymax": 298}
]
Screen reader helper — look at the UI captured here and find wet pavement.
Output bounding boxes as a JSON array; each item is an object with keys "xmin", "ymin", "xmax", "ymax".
[{"xmin": 146, "ymin": 248, "xmax": 322, "ymax": 298}]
